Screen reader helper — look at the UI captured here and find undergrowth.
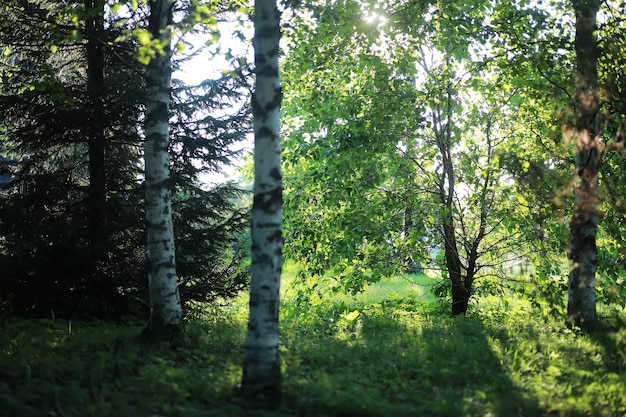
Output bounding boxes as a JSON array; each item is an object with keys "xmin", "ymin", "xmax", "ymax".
[{"xmin": 1, "ymin": 263, "xmax": 625, "ymax": 416}]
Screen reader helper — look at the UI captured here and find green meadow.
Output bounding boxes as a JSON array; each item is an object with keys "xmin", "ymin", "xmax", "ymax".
[{"xmin": 1, "ymin": 263, "xmax": 625, "ymax": 416}]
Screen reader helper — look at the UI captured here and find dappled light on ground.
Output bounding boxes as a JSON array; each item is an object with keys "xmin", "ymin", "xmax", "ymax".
[{"xmin": 1, "ymin": 275, "xmax": 625, "ymax": 416}]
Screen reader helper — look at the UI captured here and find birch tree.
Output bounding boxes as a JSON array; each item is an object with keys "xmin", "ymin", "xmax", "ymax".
[
  {"xmin": 241, "ymin": 0, "xmax": 283, "ymax": 400},
  {"xmin": 566, "ymin": 0, "xmax": 601, "ymax": 329},
  {"xmin": 144, "ymin": 0, "xmax": 183, "ymax": 335}
]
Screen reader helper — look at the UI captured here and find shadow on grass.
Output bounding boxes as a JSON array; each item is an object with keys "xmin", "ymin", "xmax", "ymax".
[
  {"xmin": 0, "ymin": 317, "xmax": 247, "ymax": 417},
  {"xmin": 7, "ymin": 299, "xmax": 602, "ymax": 416},
  {"xmin": 280, "ymin": 300, "xmax": 545, "ymax": 417},
  {"xmin": 586, "ymin": 309, "xmax": 626, "ymax": 375}
]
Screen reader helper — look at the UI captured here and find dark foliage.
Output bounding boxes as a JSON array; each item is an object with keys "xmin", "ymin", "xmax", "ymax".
[
  {"xmin": 173, "ymin": 185, "xmax": 251, "ymax": 306},
  {"xmin": 0, "ymin": 1, "xmax": 251, "ymax": 319}
]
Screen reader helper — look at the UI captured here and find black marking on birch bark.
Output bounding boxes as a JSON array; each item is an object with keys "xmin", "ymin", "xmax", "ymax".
[
  {"xmin": 145, "ymin": 177, "xmax": 172, "ymax": 189},
  {"xmin": 254, "ymin": 188, "xmax": 282, "ymax": 212},
  {"xmin": 269, "ymin": 168, "xmax": 282, "ymax": 181},
  {"xmin": 145, "ymin": 137, "xmax": 169, "ymax": 153},
  {"xmin": 256, "ymin": 126, "xmax": 275, "ymax": 140},
  {"xmin": 256, "ymin": 180, "xmax": 280, "ymax": 191},
  {"xmin": 247, "ymin": 320, "xmax": 258, "ymax": 331},
  {"xmin": 257, "ymin": 64, "xmax": 279, "ymax": 78},
  {"xmin": 145, "ymin": 103, "xmax": 169, "ymax": 122},
  {"xmin": 251, "ymin": 86, "xmax": 282, "ymax": 116},
  {"xmin": 267, "ymin": 229, "xmax": 283, "ymax": 244},
  {"xmin": 152, "ymin": 219, "xmax": 167, "ymax": 227},
  {"xmin": 268, "ymin": 298, "xmax": 278, "ymax": 316},
  {"xmin": 257, "ymin": 25, "xmax": 280, "ymax": 40},
  {"xmin": 253, "ymin": 253, "xmax": 273, "ymax": 265},
  {"xmin": 255, "ymin": 53, "xmax": 267, "ymax": 66},
  {"xmin": 251, "ymin": 94, "xmax": 263, "ymax": 120},
  {"xmin": 150, "ymin": 260, "xmax": 175, "ymax": 272},
  {"xmin": 165, "ymin": 290, "xmax": 179, "ymax": 299},
  {"xmin": 273, "ymin": 87, "xmax": 283, "ymax": 108},
  {"xmin": 255, "ymin": 222, "xmax": 281, "ymax": 229}
]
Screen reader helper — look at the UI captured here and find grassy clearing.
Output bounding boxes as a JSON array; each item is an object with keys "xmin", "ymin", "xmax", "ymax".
[
  {"xmin": 1, "ymin": 264, "xmax": 625, "ymax": 416},
  {"xmin": 280, "ymin": 262, "xmax": 439, "ymax": 305}
]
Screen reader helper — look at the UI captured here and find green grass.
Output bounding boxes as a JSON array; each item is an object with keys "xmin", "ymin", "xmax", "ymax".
[
  {"xmin": 1, "ymin": 264, "xmax": 625, "ymax": 416},
  {"xmin": 358, "ymin": 272, "xmax": 436, "ymax": 304},
  {"xmin": 280, "ymin": 261, "xmax": 439, "ymax": 305}
]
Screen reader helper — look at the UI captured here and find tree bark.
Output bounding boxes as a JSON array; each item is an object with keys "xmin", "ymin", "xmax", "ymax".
[
  {"xmin": 440, "ymin": 138, "xmax": 469, "ymax": 315},
  {"xmin": 434, "ymin": 86, "xmax": 469, "ymax": 316},
  {"xmin": 242, "ymin": 0, "xmax": 283, "ymax": 402},
  {"xmin": 85, "ymin": 0, "xmax": 107, "ymax": 261},
  {"xmin": 567, "ymin": 0, "xmax": 601, "ymax": 329},
  {"xmin": 445, "ymin": 221, "xmax": 468, "ymax": 315},
  {"xmin": 143, "ymin": 0, "xmax": 182, "ymax": 335}
]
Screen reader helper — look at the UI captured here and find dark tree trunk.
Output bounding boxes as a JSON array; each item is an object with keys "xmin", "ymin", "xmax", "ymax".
[
  {"xmin": 567, "ymin": 0, "xmax": 601, "ymax": 329},
  {"xmin": 445, "ymin": 221, "xmax": 468, "ymax": 315},
  {"xmin": 85, "ymin": 0, "xmax": 107, "ymax": 261},
  {"xmin": 435, "ymin": 88, "xmax": 470, "ymax": 316},
  {"xmin": 440, "ymin": 152, "xmax": 469, "ymax": 316}
]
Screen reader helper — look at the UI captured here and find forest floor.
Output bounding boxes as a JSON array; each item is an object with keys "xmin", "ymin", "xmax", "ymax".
[{"xmin": 1, "ymin": 265, "xmax": 626, "ymax": 417}]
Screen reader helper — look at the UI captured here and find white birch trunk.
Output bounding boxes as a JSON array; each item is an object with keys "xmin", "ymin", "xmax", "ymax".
[
  {"xmin": 242, "ymin": 0, "xmax": 283, "ymax": 400},
  {"xmin": 144, "ymin": 0, "xmax": 182, "ymax": 333}
]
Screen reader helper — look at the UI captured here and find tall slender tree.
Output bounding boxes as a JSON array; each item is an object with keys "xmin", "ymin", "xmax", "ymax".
[
  {"xmin": 143, "ymin": 0, "xmax": 183, "ymax": 335},
  {"xmin": 241, "ymin": 0, "xmax": 283, "ymax": 401},
  {"xmin": 431, "ymin": 61, "xmax": 467, "ymax": 316},
  {"xmin": 85, "ymin": 0, "xmax": 108, "ymax": 263},
  {"xmin": 566, "ymin": 0, "xmax": 601, "ymax": 329}
]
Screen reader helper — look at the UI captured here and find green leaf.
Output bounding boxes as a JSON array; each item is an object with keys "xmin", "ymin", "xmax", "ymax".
[
  {"xmin": 546, "ymin": 365, "xmax": 561, "ymax": 377},
  {"xmin": 70, "ymin": 30, "xmax": 83, "ymax": 41},
  {"xmin": 134, "ymin": 29, "xmax": 152, "ymax": 46},
  {"xmin": 343, "ymin": 310, "xmax": 360, "ymax": 321}
]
